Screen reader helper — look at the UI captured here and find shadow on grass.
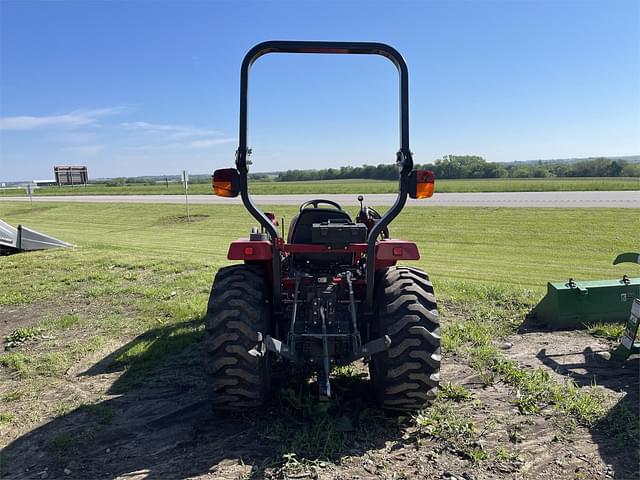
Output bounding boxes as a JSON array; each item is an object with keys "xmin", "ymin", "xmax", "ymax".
[
  {"xmin": 83, "ymin": 318, "xmax": 205, "ymax": 395},
  {"xmin": 536, "ymin": 347, "xmax": 639, "ymax": 478},
  {"xmin": 0, "ymin": 320, "xmax": 402, "ymax": 479}
]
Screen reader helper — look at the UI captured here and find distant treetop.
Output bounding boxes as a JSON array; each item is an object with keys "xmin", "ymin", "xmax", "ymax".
[{"xmin": 275, "ymin": 155, "xmax": 640, "ymax": 182}]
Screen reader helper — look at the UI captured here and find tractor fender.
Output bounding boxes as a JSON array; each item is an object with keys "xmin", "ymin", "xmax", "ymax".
[
  {"xmin": 375, "ymin": 240, "xmax": 420, "ymax": 261},
  {"xmin": 227, "ymin": 239, "xmax": 272, "ymax": 260}
]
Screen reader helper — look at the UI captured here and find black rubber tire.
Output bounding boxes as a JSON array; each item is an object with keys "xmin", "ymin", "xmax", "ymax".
[
  {"xmin": 204, "ymin": 264, "xmax": 271, "ymax": 410},
  {"xmin": 369, "ymin": 266, "xmax": 441, "ymax": 411}
]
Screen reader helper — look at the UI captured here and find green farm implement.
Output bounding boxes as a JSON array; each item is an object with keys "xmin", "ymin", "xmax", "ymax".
[{"xmin": 530, "ymin": 252, "xmax": 640, "ymax": 360}]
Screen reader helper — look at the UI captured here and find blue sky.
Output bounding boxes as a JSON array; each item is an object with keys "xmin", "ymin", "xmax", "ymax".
[{"xmin": 1, "ymin": 0, "xmax": 639, "ymax": 182}]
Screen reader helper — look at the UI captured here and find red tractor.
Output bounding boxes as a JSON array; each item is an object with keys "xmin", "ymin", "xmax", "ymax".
[{"xmin": 206, "ymin": 41, "xmax": 440, "ymax": 411}]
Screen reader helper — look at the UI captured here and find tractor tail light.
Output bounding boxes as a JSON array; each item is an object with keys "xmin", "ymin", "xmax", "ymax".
[
  {"xmin": 212, "ymin": 168, "xmax": 240, "ymax": 197},
  {"xmin": 409, "ymin": 170, "xmax": 435, "ymax": 199}
]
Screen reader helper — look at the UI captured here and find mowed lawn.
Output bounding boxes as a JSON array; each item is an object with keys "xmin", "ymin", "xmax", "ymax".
[
  {"xmin": 8, "ymin": 176, "xmax": 639, "ymax": 197},
  {"xmin": 1, "ymin": 201, "xmax": 638, "ymax": 478},
  {"xmin": 0, "ymin": 201, "xmax": 636, "ymax": 298}
]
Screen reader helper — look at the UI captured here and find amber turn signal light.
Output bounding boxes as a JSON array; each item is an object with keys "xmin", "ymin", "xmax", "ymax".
[
  {"xmin": 212, "ymin": 168, "xmax": 240, "ymax": 197},
  {"xmin": 409, "ymin": 170, "xmax": 435, "ymax": 199}
]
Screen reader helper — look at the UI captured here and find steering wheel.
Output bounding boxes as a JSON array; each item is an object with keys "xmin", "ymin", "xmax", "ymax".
[
  {"xmin": 300, "ymin": 199, "xmax": 343, "ymax": 211},
  {"xmin": 368, "ymin": 207, "xmax": 390, "ymax": 239}
]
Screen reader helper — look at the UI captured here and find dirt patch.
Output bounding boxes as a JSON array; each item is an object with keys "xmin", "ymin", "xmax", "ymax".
[
  {"xmin": 156, "ymin": 214, "xmax": 209, "ymax": 225},
  {"xmin": 1, "ymin": 326, "xmax": 637, "ymax": 479},
  {"xmin": 1, "ymin": 305, "xmax": 42, "ymax": 340},
  {"xmin": 0, "ymin": 296, "xmax": 109, "ymax": 342},
  {"xmin": 0, "ymin": 294, "xmax": 84, "ymax": 340},
  {"xmin": 501, "ymin": 329, "xmax": 639, "ymax": 477},
  {"xmin": 0, "ymin": 282, "xmax": 140, "ymax": 343},
  {"xmin": 506, "ymin": 329, "xmax": 638, "ymax": 399}
]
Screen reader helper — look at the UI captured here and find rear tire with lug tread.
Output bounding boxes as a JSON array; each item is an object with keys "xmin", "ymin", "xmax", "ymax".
[
  {"xmin": 370, "ymin": 266, "xmax": 441, "ymax": 411},
  {"xmin": 204, "ymin": 264, "xmax": 271, "ymax": 410}
]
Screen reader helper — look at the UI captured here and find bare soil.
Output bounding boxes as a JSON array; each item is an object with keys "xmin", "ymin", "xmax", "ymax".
[
  {"xmin": 0, "ymin": 321, "xmax": 637, "ymax": 479},
  {"xmin": 0, "ymin": 304, "xmax": 46, "ymax": 340},
  {"xmin": 0, "ymin": 294, "xmax": 119, "ymax": 340}
]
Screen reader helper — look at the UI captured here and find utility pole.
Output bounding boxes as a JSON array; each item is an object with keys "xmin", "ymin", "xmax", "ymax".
[
  {"xmin": 26, "ymin": 183, "xmax": 34, "ymax": 210},
  {"xmin": 182, "ymin": 170, "xmax": 190, "ymax": 221}
]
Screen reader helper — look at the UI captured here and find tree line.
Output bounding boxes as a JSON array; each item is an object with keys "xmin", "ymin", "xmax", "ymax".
[
  {"xmin": 100, "ymin": 155, "xmax": 639, "ymax": 186},
  {"xmin": 276, "ymin": 155, "xmax": 640, "ymax": 181}
]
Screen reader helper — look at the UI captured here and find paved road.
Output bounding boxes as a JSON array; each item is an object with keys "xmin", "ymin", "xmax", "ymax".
[{"xmin": 0, "ymin": 191, "xmax": 638, "ymax": 207}]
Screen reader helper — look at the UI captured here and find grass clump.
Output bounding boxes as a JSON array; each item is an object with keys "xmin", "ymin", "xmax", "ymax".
[
  {"xmin": 39, "ymin": 313, "xmax": 82, "ymax": 332},
  {"xmin": 331, "ymin": 364, "xmax": 362, "ymax": 379},
  {"xmin": 50, "ymin": 432, "xmax": 77, "ymax": 452},
  {"xmin": 471, "ymin": 346, "xmax": 607, "ymax": 424},
  {"xmin": 598, "ymin": 399, "xmax": 640, "ymax": 447},
  {"xmin": 5, "ymin": 326, "xmax": 40, "ymax": 345},
  {"xmin": 415, "ymin": 402, "xmax": 487, "ymax": 462},
  {"xmin": 0, "ymin": 336, "xmax": 107, "ymax": 379},
  {"xmin": 267, "ymin": 387, "xmax": 350, "ymax": 459},
  {"xmin": 0, "ymin": 290, "xmax": 33, "ymax": 306},
  {"xmin": 586, "ymin": 322, "xmax": 626, "ymax": 341},
  {"xmin": 34, "ymin": 351, "xmax": 74, "ymax": 377},
  {"xmin": 438, "ymin": 382, "xmax": 472, "ymax": 402},
  {"xmin": 440, "ymin": 283, "xmax": 532, "ymax": 353},
  {"xmin": 494, "ymin": 446, "xmax": 521, "ymax": 463},
  {"xmin": 275, "ymin": 453, "xmax": 327, "ymax": 480},
  {"xmin": 283, "ymin": 415, "xmax": 350, "ymax": 459},
  {"xmin": 260, "ymin": 379, "xmax": 393, "ymax": 469},
  {"xmin": 54, "ymin": 399, "xmax": 81, "ymax": 417},
  {"xmin": 80, "ymin": 403, "xmax": 114, "ymax": 424},
  {"xmin": 0, "ymin": 411, "xmax": 15, "ymax": 425},
  {"xmin": 2, "ymin": 389, "xmax": 25, "ymax": 403},
  {"xmin": 0, "ymin": 352, "xmax": 32, "ymax": 376}
]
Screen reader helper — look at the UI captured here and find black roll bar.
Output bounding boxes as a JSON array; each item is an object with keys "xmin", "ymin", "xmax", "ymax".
[{"xmin": 236, "ymin": 40, "xmax": 415, "ymax": 311}]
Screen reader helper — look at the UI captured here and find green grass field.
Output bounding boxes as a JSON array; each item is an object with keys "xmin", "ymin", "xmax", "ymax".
[
  {"xmin": 1, "ymin": 201, "xmax": 638, "ymax": 477},
  {"xmin": 1, "ymin": 201, "xmax": 636, "ymax": 393},
  {"xmin": 3, "ymin": 176, "xmax": 637, "ymax": 197},
  {"xmin": 1, "ymin": 202, "xmax": 636, "ymax": 298}
]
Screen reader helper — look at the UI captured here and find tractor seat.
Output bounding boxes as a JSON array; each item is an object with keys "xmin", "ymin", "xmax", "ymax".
[
  {"xmin": 288, "ymin": 208, "xmax": 352, "ymax": 244},
  {"xmin": 288, "ymin": 208, "xmax": 354, "ymax": 269}
]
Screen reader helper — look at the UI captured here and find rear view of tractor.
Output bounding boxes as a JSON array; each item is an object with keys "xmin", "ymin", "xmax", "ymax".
[{"xmin": 205, "ymin": 41, "xmax": 440, "ymax": 411}]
